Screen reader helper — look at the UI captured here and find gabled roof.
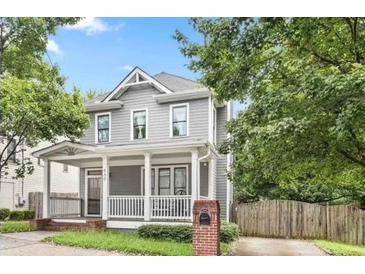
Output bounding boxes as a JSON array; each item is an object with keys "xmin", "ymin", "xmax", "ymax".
[
  {"xmin": 154, "ymin": 72, "xmax": 203, "ymax": 92},
  {"xmin": 102, "ymin": 67, "xmax": 173, "ymax": 102}
]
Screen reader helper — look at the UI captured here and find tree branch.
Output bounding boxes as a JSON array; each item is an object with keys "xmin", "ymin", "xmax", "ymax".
[{"xmin": 338, "ymin": 149, "xmax": 365, "ymax": 168}]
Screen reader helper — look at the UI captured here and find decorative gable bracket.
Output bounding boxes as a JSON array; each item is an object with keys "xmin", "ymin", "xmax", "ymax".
[{"xmin": 103, "ymin": 67, "xmax": 173, "ymax": 102}]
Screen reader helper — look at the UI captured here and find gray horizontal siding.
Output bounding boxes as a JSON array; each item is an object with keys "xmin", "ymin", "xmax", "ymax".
[
  {"xmin": 216, "ymin": 105, "xmax": 228, "ymax": 220},
  {"xmin": 81, "ymin": 85, "xmax": 209, "ymax": 145}
]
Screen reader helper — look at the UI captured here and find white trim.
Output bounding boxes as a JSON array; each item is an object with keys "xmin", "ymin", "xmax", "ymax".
[
  {"xmin": 213, "ymin": 105, "xmax": 217, "ymax": 145},
  {"xmin": 84, "ymin": 168, "xmax": 102, "ymax": 217},
  {"xmin": 32, "ymin": 141, "xmax": 96, "ymax": 158},
  {"xmin": 107, "ymin": 220, "xmax": 192, "ymax": 229},
  {"xmin": 208, "ymin": 96, "xmax": 212, "ymax": 143},
  {"xmin": 51, "ymin": 219, "xmax": 87, "ymax": 224},
  {"xmin": 104, "ymin": 67, "xmax": 173, "ymax": 102},
  {"xmin": 169, "ymin": 103, "xmax": 189, "ymax": 138},
  {"xmin": 95, "ymin": 112, "xmax": 111, "ymax": 144},
  {"xmin": 140, "ymin": 164, "xmax": 189, "ymax": 196},
  {"xmin": 154, "ymin": 89, "xmax": 210, "ymax": 103},
  {"xmin": 130, "ymin": 108, "xmax": 148, "ymax": 140},
  {"xmin": 85, "ymin": 101, "xmax": 122, "ymax": 113}
]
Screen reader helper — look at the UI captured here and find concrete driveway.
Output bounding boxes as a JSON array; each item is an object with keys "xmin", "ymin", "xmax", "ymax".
[
  {"xmin": 233, "ymin": 237, "xmax": 327, "ymax": 256},
  {"xmin": 0, "ymin": 231, "xmax": 124, "ymax": 256}
]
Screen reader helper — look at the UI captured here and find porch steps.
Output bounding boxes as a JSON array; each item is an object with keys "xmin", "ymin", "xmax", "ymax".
[{"xmin": 33, "ymin": 218, "xmax": 106, "ymax": 231}]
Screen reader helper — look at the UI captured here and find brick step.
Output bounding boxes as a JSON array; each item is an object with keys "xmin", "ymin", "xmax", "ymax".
[{"xmin": 31, "ymin": 218, "xmax": 106, "ymax": 231}]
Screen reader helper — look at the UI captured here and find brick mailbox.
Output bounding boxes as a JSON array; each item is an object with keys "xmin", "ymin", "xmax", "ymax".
[{"xmin": 192, "ymin": 200, "xmax": 220, "ymax": 256}]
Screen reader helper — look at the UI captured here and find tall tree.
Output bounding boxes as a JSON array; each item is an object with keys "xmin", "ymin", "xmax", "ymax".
[
  {"xmin": 176, "ymin": 18, "xmax": 365, "ymax": 204},
  {"xmin": 0, "ymin": 18, "xmax": 90, "ymax": 184}
]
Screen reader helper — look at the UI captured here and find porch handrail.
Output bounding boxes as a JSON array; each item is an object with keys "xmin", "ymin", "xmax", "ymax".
[
  {"xmin": 50, "ymin": 197, "xmax": 82, "ymax": 217},
  {"xmin": 150, "ymin": 195, "xmax": 191, "ymax": 220},
  {"xmin": 108, "ymin": 195, "xmax": 144, "ymax": 218}
]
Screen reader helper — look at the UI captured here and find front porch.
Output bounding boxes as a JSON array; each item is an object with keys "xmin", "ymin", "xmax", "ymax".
[{"xmin": 33, "ymin": 140, "xmax": 217, "ymax": 228}]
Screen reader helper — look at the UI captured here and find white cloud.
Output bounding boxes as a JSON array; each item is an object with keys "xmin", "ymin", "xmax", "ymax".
[
  {"xmin": 47, "ymin": 39, "xmax": 62, "ymax": 55},
  {"xmin": 65, "ymin": 17, "xmax": 111, "ymax": 36},
  {"xmin": 120, "ymin": 65, "xmax": 133, "ymax": 71}
]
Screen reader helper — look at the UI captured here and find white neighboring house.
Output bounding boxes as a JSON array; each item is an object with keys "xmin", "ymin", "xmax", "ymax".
[{"xmin": 0, "ymin": 140, "xmax": 79, "ymax": 210}]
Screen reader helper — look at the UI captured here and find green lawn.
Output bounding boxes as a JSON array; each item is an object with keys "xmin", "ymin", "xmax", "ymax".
[
  {"xmin": 44, "ymin": 230, "xmax": 232, "ymax": 256},
  {"xmin": 0, "ymin": 221, "xmax": 33, "ymax": 233},
  {"xmin": 314, "ymin": 240, "xmax": 365, "ymax": 256}
]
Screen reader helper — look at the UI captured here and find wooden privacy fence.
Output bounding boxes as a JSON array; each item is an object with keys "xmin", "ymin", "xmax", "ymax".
[
  {"xmin": 235, "ymin": 200, "xmax": 365, "ymax": 245},
  {"xmin": 29, "ymin": 192, "xmax": 81, "ymax": 219}
]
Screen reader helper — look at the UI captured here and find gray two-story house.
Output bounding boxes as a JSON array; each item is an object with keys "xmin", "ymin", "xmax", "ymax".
[{"xmin": 33, "ymin": 67, "xmax": 233, "ymax": 229}]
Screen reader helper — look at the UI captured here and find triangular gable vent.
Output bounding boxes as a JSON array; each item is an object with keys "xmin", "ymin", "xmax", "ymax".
[{"xmin": 103, "ymin": 67, "xmax": 173, "ymax": 102}]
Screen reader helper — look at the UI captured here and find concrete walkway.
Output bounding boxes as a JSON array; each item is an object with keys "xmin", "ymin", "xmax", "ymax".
[
  {"xmin": 0, "ymin": 231, "xmax": 124, "ymax": 256},
  {"xmin": 233, "ymin": 237, "xmax": 327, "ymax": 256}
]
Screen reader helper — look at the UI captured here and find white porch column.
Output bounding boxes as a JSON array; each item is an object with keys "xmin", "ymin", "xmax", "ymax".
[
  {"xmin": 191, "ymin": 150, "xmax": 199, "ymax": 219},
  {"xmin": 208, "ymin": 158, "xmax": 216, "ymax": 199},
  {"xmin": 102, "ymin": 155, "xmax": 110, "ymax": 220},
  {"xmin": 42, "ymin": 159, "xmax": 51, "ymax": 218},
  {"xmin": 144, "ymin": 152, "xmax": 151, "ymax": 221}
]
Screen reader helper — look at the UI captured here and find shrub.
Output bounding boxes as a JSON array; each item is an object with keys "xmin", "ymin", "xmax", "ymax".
[
  {"xmin": 137, "ymin": 222, "xmax": 239, "ymax": 243},
  {"xmin": 0, "ymin": 208, "xmax": 10, "ymax": 221},
  {"xmin": 0, "ymin": 221, "xmax": 33, "ymax": 233},
  {"xmin": 8, "ymin": 210, "xmax": 25, "ymax": 221},
  {"xmin": 220, "ymin": 222, "xmax": 239, "ymax": 243},
  {"xmin": 138, "ymin": 224, "xmax": 192, "ymax": 243},
  {"xmin": 23, "ymin": 210, "xmax": 35, "ymax": 220}
]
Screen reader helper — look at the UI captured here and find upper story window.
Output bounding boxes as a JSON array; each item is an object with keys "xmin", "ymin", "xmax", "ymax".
[
  {"xmin": 7, "ymin": 139, "xmax": 17, "ymax": 163},
  {"xmin": 95, "ymin": 113, "xmax": 111, "ymax": 143},
  {"xmin": 170, "ymin": 103, "xmax": 189, "ymax": 137},
  {"xmin": 131, "ymin": 109, "xmax": 147, "ymax": 140}
]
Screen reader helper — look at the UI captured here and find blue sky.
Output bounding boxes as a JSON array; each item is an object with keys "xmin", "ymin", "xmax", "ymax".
[
  {"xmin": 48, "ymin": 18, "xmax": 202, "ymax": 92},
  {"xmin": 47, "ymin": 17, "xmax": 244, "ymax": 113}
]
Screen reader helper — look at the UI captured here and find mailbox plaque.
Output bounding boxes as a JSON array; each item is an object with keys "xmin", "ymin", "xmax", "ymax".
[{"xmin": 199, "ymin": 208, "xmax": 211, "ymax": 225}]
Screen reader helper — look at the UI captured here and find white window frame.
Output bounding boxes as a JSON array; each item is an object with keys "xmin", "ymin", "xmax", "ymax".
[
  {"xmin": 95, "ymin": 112, "xmax": 111, "ymax": 144},
  {"xmin": 130, "ymin": 108, "xmax": 148, "ymax": 140},
  {"xmin": 84, "ymin": 168, "xmax": 102, "ymax": 217},
  {"xmin": 169, "ymin": 103, "xmax": 189, "ymax": 138},
  {"xmin": 140, "ymin": 165, "xmax": 189, "ymax": 196}
]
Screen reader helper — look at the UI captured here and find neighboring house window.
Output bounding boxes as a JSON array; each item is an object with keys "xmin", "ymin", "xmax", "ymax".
[
  {"xmin": 7, "ymin": 139, "xmax": 16, "ymax": 163},
  {"xmin": 170, "ymin": 104, "xmax": 189, "ymax": 137},
  {"xmin": 37, "ymin": 158, "xmax": 44, "ymax": 166},
  {"xmin": 63, "ymin": 164, "xmax": 69, "ymax": 172},
  {"xmin": 131, "ymin": 109, "xmax": 147, "ymax": 140},
  {"xmin": 95, "ymin": 113, "xmax": 111, "ymax": 143}
]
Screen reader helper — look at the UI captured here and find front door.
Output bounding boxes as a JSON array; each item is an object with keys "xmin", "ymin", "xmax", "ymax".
[{"xmin": 85, "ymin": 169, "xmax": 102, "ymax": 216}]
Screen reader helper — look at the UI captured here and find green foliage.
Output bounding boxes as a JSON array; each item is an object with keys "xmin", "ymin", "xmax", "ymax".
[
  {"xmin": 138, "ymin": 224, "xmax": 192, "ymax": 243},
  {"xmin": 0, "ymin": 221, "xmax": 33, "ymax": 233},
  {"xmin": 0, "ymin": 18, "xmax": 90, "ymax": 180},
  {"xmin": 220, "ymin": 222, "xmax": 240, "ymax": 243},
  {"xmin": 45, "ymin": 230, "xmax": 232, "ymax": 256},
  {"xmin": 8, "ymin": 210, "xmax": 34, "ymax": 221},
  {"xmin": 23, "ymin": 210, "xmax": 35, "ymax": 220},
  {"xmin": 176, "ymin": 18, "xmax": 365, "ymax": 204},
  {"xmin": 0, "ymin": 208, "xmax": 10, "ymax": 220},
  {"xmin": 138, "ymin": 223, "xmax": 239, "ymax": 243},
  {"xmin": 314, "ymin": 240, "xmax": 365, "ymax": 256}
]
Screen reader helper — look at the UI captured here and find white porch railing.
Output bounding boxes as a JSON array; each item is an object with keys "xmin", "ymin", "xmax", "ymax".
[
  {"xmin": 50, "ymin": 197, "xmax": 82, "ymax": 217},
  {"xmin": 108, "ymin": 196, "xmax": 144, "ymax": 218},
  {"xmin": 151, "ymin": 195, "xmax": 191, "ymax": 220},
  {"xmin": 107, "ymin": 195, "xmax": 192, "ymax": 220}
]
